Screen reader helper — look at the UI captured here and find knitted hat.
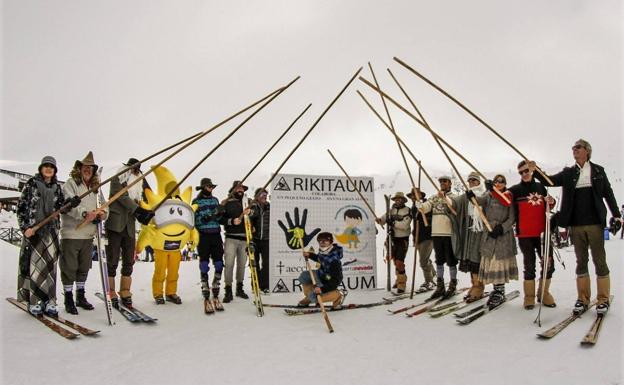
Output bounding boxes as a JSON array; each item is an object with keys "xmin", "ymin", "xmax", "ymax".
[{"xmin": 38, "ymin": 155, "xmax": 58, "ymax": 174}]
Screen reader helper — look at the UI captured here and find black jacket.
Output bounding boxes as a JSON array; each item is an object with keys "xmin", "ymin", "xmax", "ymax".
[
  {"xmin": 249, "ymin": 201, "xmax": 270, "ymax": 241},
  {"xmin": 218, "ymin": 198, "xmax": 245, "ymax": 239},
  {"xmin": 534, "ymin": 162, "xmax": 620, "ymax": 227}
]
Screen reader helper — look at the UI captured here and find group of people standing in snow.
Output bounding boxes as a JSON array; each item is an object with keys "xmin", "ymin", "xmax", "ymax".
[
  {"xmin": 14, "ymin": 137, "xmax": 622, "ymax": 319},
  {"xmin": 378, "ymin": 138, "xmax": 621, "ymax": 315},
  {"xmin": 15, "ymin": 152, "xmax": 274, "ymax": 316}
]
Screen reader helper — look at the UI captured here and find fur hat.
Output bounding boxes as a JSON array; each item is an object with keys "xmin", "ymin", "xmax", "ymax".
[{"xmin": 38, "ymin": 155, "xmax": 57, "ymax": 174}]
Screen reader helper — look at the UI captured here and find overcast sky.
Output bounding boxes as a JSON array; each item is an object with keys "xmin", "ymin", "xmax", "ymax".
[{"xmin": 2, "ymin": 1, "xmax": 622, "ymax": 202}]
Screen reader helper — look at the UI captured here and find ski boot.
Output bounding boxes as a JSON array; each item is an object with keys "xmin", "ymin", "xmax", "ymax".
[
  {"xmin": 166, "ymin": 294, "xmax": 182, "ymax": 304},
  {"xmin": 235, "ymin": 282, "xmax": 249, "ymax": 299},
  {"xmin": 443, "ymin": 278, "xmax": 457, "ymax": 299},
  {"xmin": 64, "ymin": 291, "xmax": 79, "ymax": 315},
  {"xmin": 596, "ymin": 301, "xmax": 610, "ymax": 315},
  {"xmin": 44, "ymin": 300, "xmax": 58, "ymax": 316},
  {"xmin": 28, "ymin": 302, "xmax": 43, "ymax": 316},
  {"xmin": 223, "ymin": 285, "xmax": 234, "ymax": 303},
  {"xmin": 573, "ymin": 300, "xmax": 588, "ymax": 315},
  {"xmin": 428, "ymin": 278, "xmax": 446, "ymax": 300},
  {"xmin": 76, "ymin": 288, "xmax": 94, "ymax": 310},
  {"xmin": 120, "ymin": 296, "xmax": 133, "ymax": 309},
  {"xmin": 487, "ymin": 284, "xmax": 505, "ymax": 309},
  {"xmin": 212, "ymin": 287, "xmax": 224, "ymax": 311},
  {"xmin": 154, "ymin": 296, "xmax": 165, "ymax": 305},
  {"xmin": 110, "ymin": 297, "xmax": 119, "ymax": 309}
]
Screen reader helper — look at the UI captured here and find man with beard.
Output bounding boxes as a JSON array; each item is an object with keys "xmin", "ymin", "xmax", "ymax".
[
  {"xmin": 509, "ymin": 160, "xmax": 557, "ymax": 310},
  {"xmin": 105, "ymin": 158, "xmax": 154, "ymax": 309},
  {"xmin": 60, "ymin": 151, "xmax": 107, "ymax": 314},
  {"xmin": 376, "ymin": 192, "xmax": 412, "ymax": 294},
  {"xmin": 219, "ymin": 181, "xmax": 251, "ymax": 303}
]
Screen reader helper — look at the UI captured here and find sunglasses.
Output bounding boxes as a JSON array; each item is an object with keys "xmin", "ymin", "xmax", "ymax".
[
  {"xmin": 518, "ymin": 169, "xmax": 530, "ymax": 175},
  {"xmin": 494, "ymin": 179, "xmax": 506, "ymax": 184},
  {"xmin": 572, "ymin": 145, "xmax": 585, "ymax": 150},
  {"xmin": 41, "ymin": 164, "xmax": 55, "ymax": 169}
]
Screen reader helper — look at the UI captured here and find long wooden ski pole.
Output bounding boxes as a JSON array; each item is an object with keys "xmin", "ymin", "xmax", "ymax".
[
  {"xmin": 261, "ymin": 67, "xmax": 363, "ymax": 191},
  {"xmin": 359, "ymin": 76, "xmax": 493, "ymax": 231},
  {"xmin": 386, "ymin": 68, "xmax": 510, "ymax": 206},
  {"xmin": 326, "ymin": 149, "xmax": 382, "ymax": 229},
  {"xmin": 355, "ymin": 90, "xmax": 456, "ymax": 215},
  {"xmin": 393, "ymin": 57, "xmax": 554, "ymax": 186},
  {"xmin": 239, "ymin": 103, "xmax": 312, "ymax": 184},
  {"xmin": 75, "ymin": 79, "xmax": 294, "ymax": 229},
  {"xmin": 151, "ymin": 76, "xmax": 300, "ymax": 212},
  {"xmin": 368, "ymin": 63, "xmax": 428, "ymax": 226},
  {"xmin": 410, "ymin": 167, "xmax": 423, "ymax": 297},
  {"xmin": 303, "ymin": 252, "xmax": 334, "ymax": 333}
]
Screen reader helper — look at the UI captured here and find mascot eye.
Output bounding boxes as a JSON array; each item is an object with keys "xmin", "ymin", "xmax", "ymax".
[
  {"xmin": 169, "ymin": 208, "xmax": 175, "ymax": 215},
  {"xmin": 177, "ymin": 208, "xmax": 183, "ymax": 216}
]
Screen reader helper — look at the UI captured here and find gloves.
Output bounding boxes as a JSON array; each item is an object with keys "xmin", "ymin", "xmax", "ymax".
[
  {"xmin": 484, "ymin": 180, "xmax": 494, "ymax": 192},
  {"xmin": 65, "ymin": 195, "xmax": 82, "ymax": 208},
  {"xmin": 609, "ymin": 217, "xmax": 622, "ymax": 235},
  {"xmin": 466, "ymin": 190, "xmax": 476, "ymax": 201},
  {"xmin": 134, "ymin": 206, "xmax": 155, "ymax": 225},
  {"xmin": 488, "ymin": 224, "xmax": 504, "ymax": 239}
]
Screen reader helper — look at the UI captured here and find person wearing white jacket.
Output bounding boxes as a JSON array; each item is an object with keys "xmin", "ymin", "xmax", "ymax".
[{"xmin": 60, "ymin": 151, "xmax": 107, "ymax": 314}]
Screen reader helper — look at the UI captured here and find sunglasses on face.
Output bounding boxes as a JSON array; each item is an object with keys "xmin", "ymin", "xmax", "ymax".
[
  {"xmin": 41, "ymin": 164, "xmax": 55, "ymax": 169},
  {"xmin": 494, "ymin": 179, "xmax": 506, "ymax": 184},
  {"xmin": 572, "ymin": 145, "xmax": 585, "ymax": 150},
  {"xmin": 518, "ymin": 169, "xmax": 530, "ymax": 175}
]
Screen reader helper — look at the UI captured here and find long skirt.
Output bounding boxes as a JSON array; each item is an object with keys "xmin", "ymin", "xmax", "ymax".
[
  {"xmin": 17, "ymin": 232, "xmax": 59, "ymax": 305},
  {"xmin": 478, "ymin": 253, "xmax": 518, "ymax": 285}
]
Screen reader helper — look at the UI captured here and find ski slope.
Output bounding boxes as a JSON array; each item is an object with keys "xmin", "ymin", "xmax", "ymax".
[{"xmin": 1, "ymin": 238, "xmax": 622, "ymax": 385}]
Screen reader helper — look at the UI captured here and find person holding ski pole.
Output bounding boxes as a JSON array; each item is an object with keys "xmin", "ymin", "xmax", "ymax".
[
  {"xmin": 528, "ymin": 139, "xmax": 622, "ymax": 315},
  {"xmin": 298, "ymin": 232, "xmax": 344, "ymax": 309}
]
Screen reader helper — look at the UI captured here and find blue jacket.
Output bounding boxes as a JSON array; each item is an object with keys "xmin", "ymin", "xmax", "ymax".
[
  {"xmin": 192, "ymin": 192, "xmax": 222, "ymax": 234},
  {"xmin": 309, "ymin": 244, "xmax": 343, "ymax": 293}
]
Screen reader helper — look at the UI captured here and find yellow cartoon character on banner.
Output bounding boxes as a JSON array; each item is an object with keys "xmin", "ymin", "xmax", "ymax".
[{"xmin": 136, "ymin": 166, "xmax": 199, "ymax": 304}]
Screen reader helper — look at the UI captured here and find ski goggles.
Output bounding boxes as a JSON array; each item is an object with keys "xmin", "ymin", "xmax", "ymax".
[{"xmin": 153, "ymin": 200, "xmax": 195, "ymax": 229}]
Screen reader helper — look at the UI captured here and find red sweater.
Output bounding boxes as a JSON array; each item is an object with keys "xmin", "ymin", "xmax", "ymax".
[{"xmin": 508, "ymin": 180, "xmax": 552, "ymax": 238}]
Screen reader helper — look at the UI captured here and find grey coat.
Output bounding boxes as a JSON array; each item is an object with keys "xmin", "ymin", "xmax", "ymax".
[
  {"xmin": 451, "ymin": 194, "xmax": 485, "ymax": 271},
  {"xmin": 104, "ymin": 175, "xmax": 138, "ymax": 237},
  {"xmin": 475, "ymin": 192, "xmax": 517, "ymax": 259}
]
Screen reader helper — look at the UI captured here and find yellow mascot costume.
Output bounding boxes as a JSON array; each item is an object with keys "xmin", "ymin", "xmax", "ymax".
[{"xmin": 136, "ymin": 166, "xmax": 199, "ymax": 304}]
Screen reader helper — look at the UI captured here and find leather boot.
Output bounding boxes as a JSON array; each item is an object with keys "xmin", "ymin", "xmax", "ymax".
[
  {"xmin": 467, "ymin": 275, "xmax": 485, "ymax": 303},
  {"xmin": 537, "ymin": 279, "xmax": 556, "ymax": 307},
  {"xmin": 596, "ymin": 275, "xmax": 610, "ymax": 314},
  {"xmin": 573, "ymin": 275, "xmax": 591, "ymax": 314},
  {"xmin": 396, "ymin": 273, "xmax": 407, "ymax": 294},
  {"xmin": 298, "ymin": 284, "xmax": 314, "ymax": 307},
  {"xmin": 119, "ymin": 276, "xmax": 132, "ymax": 308},
  {"xmin": 320, "ymin": 290, "xmax": 343, "ymax": 309},
  {"xmin": 429, "ymin": 278, "xmax": 445, "ymax": 300},
  {"xmin": 223, "ymin": 285, "xmax": 233, "ymax": 303},
  {"xmin": 76, "ymin": 288, "xmax": 94, "ymax": 310},
  {"xmin": 64, "ymin": 291, "xmax": 78, "ymax": 315},
  {"xmin": 444, "ymin": 278, "xmax": 457, "ymax": 299},
  {"xmin": 235, "ymin": 282, "xmax": 249, "ymax": 299},
  {"xmin": 523, "ymin": 280, "xmax": 535, "ymax": 310}
]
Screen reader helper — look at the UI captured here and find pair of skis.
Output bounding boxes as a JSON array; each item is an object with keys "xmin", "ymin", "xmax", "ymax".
[
  {"xmin": 538, "ymin": 296, "xmax": 613, "ymax": 345},
  {"xmin": 94, "ymin": 293, "xmax": 157, "ymax": 323},
  {"xmin": 454, "ymin": 290, "xmax": 520, "ymax": 325},
  {"xmin": 204, "ymin": 297, "xmax": 224, "ymax": 314},
  {"xmin": 243, "ymin": 202, "xmax": 264, "ymax": 317},
  {"xmin": 7, "ymin": 297, "xmax": 100, "ymax": 339},
  {"xmin": 428, "ymin": 292, "xmax": 490, "ymax": 318}
]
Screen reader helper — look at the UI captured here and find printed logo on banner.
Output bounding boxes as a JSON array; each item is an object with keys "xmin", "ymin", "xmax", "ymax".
[
  {"xmin": 273, "ymin": 177, "xmax": 291, "ymax": 191},
  {"xmin": 332, "ymin": 205, "xmax": 372, "ymax": 254},
  {"xmin": 272, "ymin": 279, "xmax": 290, "ymax": 293},
  {"xmin": 277, "ymin": 207, "xmax": 321, "ymax": 250}
]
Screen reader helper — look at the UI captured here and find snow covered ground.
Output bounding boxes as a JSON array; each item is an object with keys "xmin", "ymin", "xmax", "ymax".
[{"xmin": 1, "ymin": 237, "xmax": 622, "ymax": 385}]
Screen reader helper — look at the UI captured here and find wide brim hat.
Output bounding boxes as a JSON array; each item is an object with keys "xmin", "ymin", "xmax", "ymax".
[
  {"xmin": 254, "ymin": 187, "xmax": 268, "ymax": 197},
  {"xmin": 391, "ymin": 192, "xmax": 407, "ymax": 201},
  {"xmin": 124, "ymin": 157, "xmax": 141, "ymax": 171},
  {"xmin": 229, "ymin": 180, "xmax": 249, "ymax": 194},
  {"xmin": 196, "ymin": 177, "xmax": 217, "ymax": 191},
  {"xmin": 407, "ymin": 190, "xmax": 426, "ymax": 200},
  {"xmin": 74, "ymin": 151, "xmax": 98, "ymax": 172}
]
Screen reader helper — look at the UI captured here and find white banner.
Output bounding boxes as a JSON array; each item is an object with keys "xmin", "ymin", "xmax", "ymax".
[{"xmin": 269, "ymin": 173, "xmax": 377, "ymax": 293}]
